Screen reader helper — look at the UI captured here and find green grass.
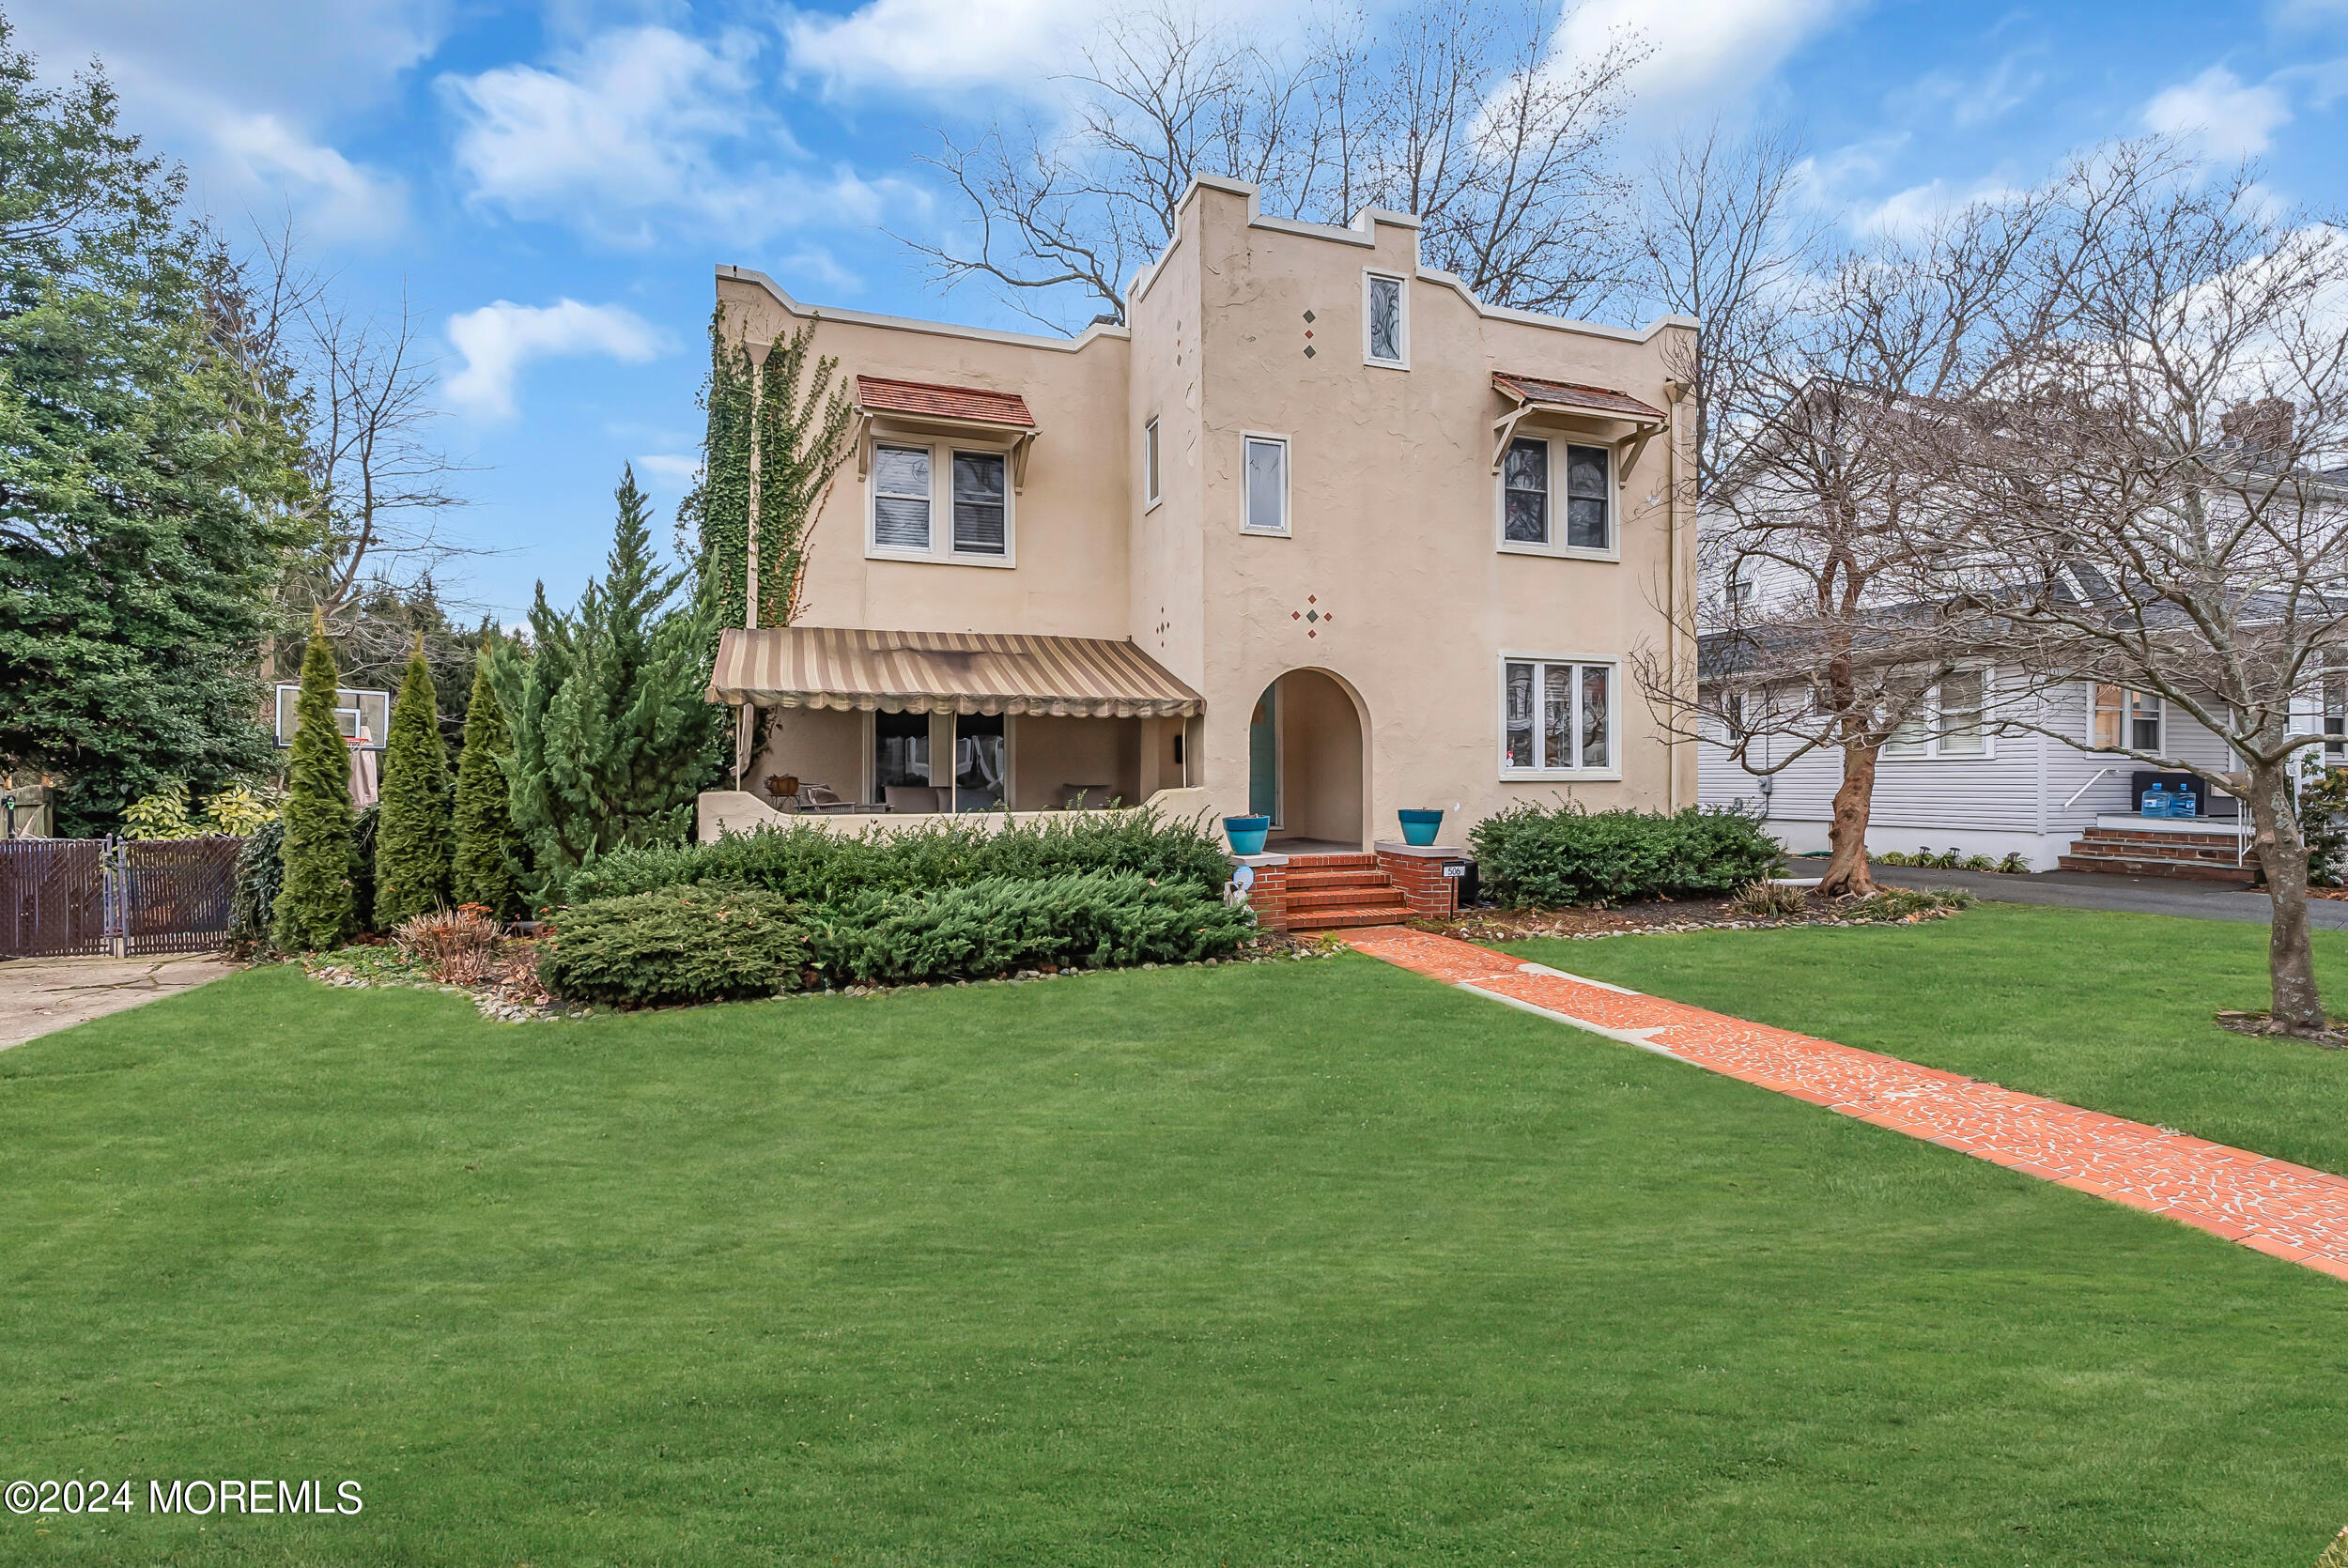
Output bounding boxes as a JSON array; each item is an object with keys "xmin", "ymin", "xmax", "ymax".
[
  {"xmin": 1502, "ymin": 902, "xmax": 2348, "ymax": 1176},
  {"xmin": 4, "ymin": 954, "xmax": 2348, "ymax": 1563}
]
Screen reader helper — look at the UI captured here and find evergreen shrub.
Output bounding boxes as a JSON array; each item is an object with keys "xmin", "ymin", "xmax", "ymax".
[
  {"xmin": 272, "ymin": 619, "xmax": 358, "ymax": 950},
  {"xmin": 540, "ymin": 886, "xmax": 811, "ymax": 1007},
  {"xmin": 565, "ymin": 807, "xmax": 1231, "ymax": 906},
  {"xmin": 1469, "ymin": 803, "xmax": 1784, "ymax": 908},
  {"xmin": 225, "ymin": 817, "xmax": 286, "ymax": 955},
  {"xmin": 808, "ymin": 870, "xmax": 1254, "ymax": 985},
  {"xmin": 451, "ymin": 644, "xmax": 524, "ymax": 917},
  {"xmin": 372, "ymin": 642, "xmax": 452, "ymax": 928}
]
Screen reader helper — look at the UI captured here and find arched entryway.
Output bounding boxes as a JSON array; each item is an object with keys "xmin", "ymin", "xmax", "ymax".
[{"xmin": 1246, "ymin": 668, "xmax": 1367, "ymax": 852}]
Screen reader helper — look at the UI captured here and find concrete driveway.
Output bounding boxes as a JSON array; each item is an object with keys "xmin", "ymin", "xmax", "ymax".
[
  {"xmin": 1860, "ymin": 862, "xmax": 2348, "ymax": 930},
  {"xmin": 0, "ymin": 952, "xmax": 238, "ymax": 1050}
]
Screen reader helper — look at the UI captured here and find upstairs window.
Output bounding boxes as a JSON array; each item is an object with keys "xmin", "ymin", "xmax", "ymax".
[
  {"xmin": 873, "ymin": 444, "xmax": 932, "ymax": 551},
  {"xmin": 1144, "ymin": 417, "xmax": 1161, "ymax": 507},
  {"xmin": 1365, "ymin": 272, "xmax": 1406, "ymax": 367},
  {"xmin": 1244, "ymin": 435, "xmax": 1290, "ymax": 535},
  {"xmin": 951, "ymin": 451, "xmax": 1006, "ymax": 556},
  {"xmin": 1725, "ymin": 561, "xmax": 1754, "ymax": 608},
  {"xmin": 2328, "ymin": 676, "xmax": 2347, "ymax": 763},
  {"xmin": 1497, "ymin": 437, "xmax": 1611, "ymax": 553},
  {"xmin": 868, "ymin": 439, "xmax": 1015, "ymax": 565}
]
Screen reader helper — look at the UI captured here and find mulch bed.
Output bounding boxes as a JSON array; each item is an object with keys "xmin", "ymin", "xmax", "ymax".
[
  {"xmin": 2215, "ymin": 1010, "xmax": 2348, "ymax": 1049},
  {"xmin": 1415, "ymin": 887, "xmax": 1965, "ymax": 944}
]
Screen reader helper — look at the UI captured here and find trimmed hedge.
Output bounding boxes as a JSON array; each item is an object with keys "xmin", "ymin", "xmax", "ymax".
[
  {"xmin": 565, "ymin": 807, "xmax": 1231, "ymax": 907},
  {"xmin": 809, "ymin": 870, "xmax": 1254, "ymax": 985},
  {"xmin": 539, "ymin": 886, "xmax": 811, "ymax": 1007},
  {"xmin": 1470, "ymin": 804, "xmax": 1784, "ymax": 908}
]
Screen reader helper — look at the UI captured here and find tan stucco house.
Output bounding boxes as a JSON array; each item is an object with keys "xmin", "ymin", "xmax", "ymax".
[{"xmin": 702, "ymin": 174, "xmax": 1698, "ymax": 875}]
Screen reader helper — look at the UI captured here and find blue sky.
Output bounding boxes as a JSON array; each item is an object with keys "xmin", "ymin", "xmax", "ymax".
[{"xmin": 17, "ymin": 0, "xmax": 2348, "ymax": 621}]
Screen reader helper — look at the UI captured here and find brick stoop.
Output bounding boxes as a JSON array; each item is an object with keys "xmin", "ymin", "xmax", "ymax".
[
  {"xmin": 2058, "ymin": 825, "xmax": 2255, "ymax": 884},
  {"xmin": 1284, "ymin": 853, "xmax": 1412, "ymax": 932}
]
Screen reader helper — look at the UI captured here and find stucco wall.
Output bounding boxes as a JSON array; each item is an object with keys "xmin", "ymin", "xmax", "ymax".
[
  {"xmin": 1012, "ymin": 716, "xmax": 1140, "ymax": 808},
  {"xmin": 751, "ymin": 707, "xmax": 863, "ymax": 802},
  {"xmin": 715, "ymin": 172, "xmax": 1694, "ymax": 846}
]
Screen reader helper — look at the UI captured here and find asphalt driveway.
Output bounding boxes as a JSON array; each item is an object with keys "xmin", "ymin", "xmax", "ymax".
[{"xmin": 1853, "ymin": 861, "xmax": 2348, "ymax": 930}]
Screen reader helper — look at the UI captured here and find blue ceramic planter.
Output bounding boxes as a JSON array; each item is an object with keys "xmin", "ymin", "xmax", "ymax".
[
  {"xmin": 1224, "ymin": 815, "xmax": 1271, "ymax": 856},
  {"xmin": 1398, "ymin": 808, "xmax": 1444, "ymax": 847}
]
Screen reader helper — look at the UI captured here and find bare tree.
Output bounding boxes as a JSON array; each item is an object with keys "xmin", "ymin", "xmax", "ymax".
[
  {"xmin": 904, "ymin": 0, "xmax": 1649, "ymax": 331},
  {"xmin": 1637, "ymin": 193, "xmax": 2056, "ymax": 896},
  {"xmin": 1638, "ymin": 120, "xmax": 1815, "ymax": 497},
  {"xmin": 1917, "ymin": 148, "xmax": 2348, "ymax": 1035}
]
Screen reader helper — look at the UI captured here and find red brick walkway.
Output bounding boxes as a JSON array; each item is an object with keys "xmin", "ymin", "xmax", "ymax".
[{"xmin": 1341, "ymin": 926, "xmax": 2348, "ymax": 1281}]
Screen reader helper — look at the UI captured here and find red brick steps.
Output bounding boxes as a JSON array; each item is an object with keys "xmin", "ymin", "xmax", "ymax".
[
  {"xmin": 1284, "ymin": 852, "xmax": 1410, "ymax": 932},
  {"xmin": 2058, "ymin": 824, "xmax": 2253, "ymax": 884}
]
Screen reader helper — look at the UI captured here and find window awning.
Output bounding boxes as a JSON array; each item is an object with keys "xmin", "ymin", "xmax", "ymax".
[
  {"xmin": 707, "ymin": 626, "xmax": 1204, "ymax": 718},
  {"xmin": 1490, "ymin": 372, "xmax": 1672, "ymax": 475},
  {"xmin": 854, "ymin": 376, "xmax": 1041, "ymax": 492}
]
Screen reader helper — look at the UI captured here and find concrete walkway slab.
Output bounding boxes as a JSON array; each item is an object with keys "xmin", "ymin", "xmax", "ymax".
[
  {"xmin": 1341, "ymin": 925, "xmax": 2348, "ymax": 1282},
  {"xmin": 0, "ymin": 953, "xmax": 237, "ymax": 1050}
]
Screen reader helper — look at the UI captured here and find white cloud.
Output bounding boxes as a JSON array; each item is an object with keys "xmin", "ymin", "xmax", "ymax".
[
  {"xmin": 444, "ymin": 300, "xmax": 664, "ymax": 422},
  {"xmin": 207, "ymin": 112, "xmax": 407, "ymax": 241},
  {"xmin": 633, "ymin": 453, "xmax": 703, "ymax": 488},
  {"xmin": 785, "ymin": 0, "xmax": 1097, "ymax": 96},
  {"xmin": 441, "ymin": 26, "xmax": 916, "ymax": 246},
  {"xmin": 2142, "ymin": 65, "xmax": 2293, "ymax": 158},
  {"xmin": 1849, "ymin": 177, "xmax": 2021, "ymax": 239},
  {"xmin": 1550, "ymin": 0, "xmax": 1861, "ymax": 110}
]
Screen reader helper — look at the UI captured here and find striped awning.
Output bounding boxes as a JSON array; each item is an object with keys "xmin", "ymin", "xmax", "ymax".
[{"xmin": 707, "ymin": 626, "xmax": 1204, "ymax": 718}]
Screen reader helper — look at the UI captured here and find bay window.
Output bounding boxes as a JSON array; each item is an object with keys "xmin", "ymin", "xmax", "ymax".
[{"xmin": 1502, "ymin": 657, "xmax": 1614, "ymax": 775}]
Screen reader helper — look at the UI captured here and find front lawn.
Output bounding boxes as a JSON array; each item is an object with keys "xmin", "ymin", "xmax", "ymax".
[
  {"xmin": 1505, "ymin": 902, "xmax": 2348, "ymax": 1176},
  {"xmin": 5, "ymin": 954, "xmax": 2347, "ymax": 1564}
]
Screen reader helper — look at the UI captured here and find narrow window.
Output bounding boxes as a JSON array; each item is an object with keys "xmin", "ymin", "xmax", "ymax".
[
  {"xmin": 1366, "ymin": 273, "xmax": 1405, "ymax": 365},
  {"xmin": 1144, "ymin": 417, "xmax": 1160, "ymax": 507},
  {"xmin": 2327, "ymin": 676, "xmax": 2346, "ymax": 764},
  {"xmin": 1505, "ymin": 662, "xmax": 1536, "ymax": 769},
  {"xmin": 1937, "ymin": 669, "xmax": 1985, "ymax": 756},
  {"xmin": 1244, "ymin": 436, "xmax": 1289, "ymax": 534},
  {"xmin": 1882, "ymin": 704, "xmax": 1930, "ymax": 759},
  {"xmin": 1579, "ymin": 665, "xmax": 1611, "ymax": 768},
  {"xmin": 1503, "ymin": 438, "xmax": 1549, "ymax": 545},
  {"xmin": 1725, "ymin": 561, "xmax": 1753, "ymax": 607},
  {"xmin": 873, "ymin": 710, "xmax": 931, "ymax": 795},
  {"xmin": 873, "ymin": 444, "xmax": 932, "ymax": 551},
  {"xmin": 1565, "ymin": 444, "xmax": 1610, "ymax": 549},
  {"xmin": 1542, "ymin": 665, "xmax": 1573, "ymax": 767},
  {"xmin": 951, "ymin": 450, "xmax": 1007, "ymax": 556},
  {"xmin": 2129, "ymin": 690, "xmax": 2162, "ymax": 752},
  {"xmin": 2091, "ymin": 683, "xmax": 2124, "ymax": 749}
]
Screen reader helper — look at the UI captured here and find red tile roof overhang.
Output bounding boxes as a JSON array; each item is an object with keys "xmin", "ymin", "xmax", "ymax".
[
  {"xmin": 1491, "ymin": 372, "xmax": 1668, "ymax": 423},
  {"xmin": 855, "ymin": 376, "xmax": 1035, "ymax": 428}
]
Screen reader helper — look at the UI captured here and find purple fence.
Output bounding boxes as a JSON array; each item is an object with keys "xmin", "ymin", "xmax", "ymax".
[
  {"xmin": 0, "ymin": 836, "xmax": 246, "ymax": 959},
  {"xmin": 0, "ymin": 838, "xmax": 110, "ymax": 958}
]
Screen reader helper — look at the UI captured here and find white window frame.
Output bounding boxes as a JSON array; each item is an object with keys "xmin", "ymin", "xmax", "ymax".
[
  {"xmin": 1363, "ymin": 269, "xmax": 1408, "ymax": 369},
  {"xmin": 1144, "ymin": 416, "xmax": 1162, "ymax": 512},
  {"xmin": 1881, "ymin": 668, "xmax": 1997, "ymax": 761},
  {"xmin": 2325, "ymin": 674, "xmax": 2347, "ymax": 764},
  {"xmin": 865, "ymin": 436, "xmax": 1017, "ymax": 568},
  {"xmin": 2087, "ymin": 683, "xmax": 2164, "ymax": 755},
  {"xmin": 1497, "ymin": 653, "xmax": 1619, "ymax": 780},
  {"xmin": 1241, "ymin": 432, "xmax": 1290, "ymax": 537},
  {"xmin": 1492, "ymin": 434, "xmax": 1616, "ymax": 561}
]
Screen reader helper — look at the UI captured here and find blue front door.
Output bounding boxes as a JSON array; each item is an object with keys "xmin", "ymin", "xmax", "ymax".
[{"xmin": 1248, "ymin": 684, "xmax": 1278, "ymax": 822}]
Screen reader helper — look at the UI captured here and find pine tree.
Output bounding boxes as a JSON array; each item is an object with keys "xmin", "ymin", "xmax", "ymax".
[
  {"xmin": 451, "ymin": 636, "xmax": 523, "ymax": 917},
  {"xmin": 0, "ymin": 23, "xmax": 302, "ymax": 833},
  {"xmin": 494, "ymin": 467, "xmax": 727, "ymax": 899},
  {"xmin": 272, "ymin": 615, "xmax": 357, "ymax": 950},
  {"xmin": 372, "ymin": 638, "xmax": 451, "ymax": 927}
]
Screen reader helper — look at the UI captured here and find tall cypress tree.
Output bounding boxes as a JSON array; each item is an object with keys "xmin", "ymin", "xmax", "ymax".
[
  {"xmin": 451, "ymin": 636, "xmax": 522, "ymax": 918},
  {"xmin": 272, "ymin": 614, "xmax": 357, "ymax": 951},
  {"xmin": 494, "ymin": 467, "xmax": 726, "ymax": 899},
  {"xmin": 372, "ymin": 638, "xmax": 450, "ymax": 927}
]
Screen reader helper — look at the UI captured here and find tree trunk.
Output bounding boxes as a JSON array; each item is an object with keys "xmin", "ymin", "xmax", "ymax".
[
  {"xmin": 2248, "ymin": 759, "xmax": 2328, "ymax": 1036},
  {"xmin": 1816, "ymin": 742, "xmax": 1880, "ymax": 897}
]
